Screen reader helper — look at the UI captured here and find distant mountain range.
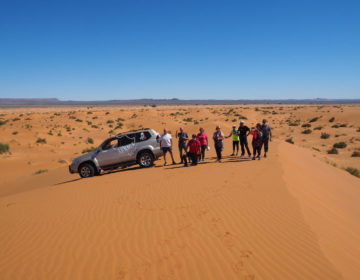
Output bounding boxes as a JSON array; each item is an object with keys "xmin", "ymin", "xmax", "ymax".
[{"xmin": 0, "ymin": 98, "xmax": 359, "ymax": 106}]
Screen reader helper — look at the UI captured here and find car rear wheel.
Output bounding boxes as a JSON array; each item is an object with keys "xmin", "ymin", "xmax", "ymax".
[
  {"xmin": 79, "ymin": 163, "xmax": 95, "ymax": 178},
  {"xmin": 138, "ymin": 152, "xmax": 154, "ymax": 168}
]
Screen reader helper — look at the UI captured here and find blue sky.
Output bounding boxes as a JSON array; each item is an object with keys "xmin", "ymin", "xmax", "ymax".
[{"xmin": 0, "ymin": 0, "xmax": 359, "ymax": 100}]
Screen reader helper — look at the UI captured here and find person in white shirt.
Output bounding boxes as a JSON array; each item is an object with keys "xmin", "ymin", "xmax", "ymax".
[{"xmin": 159, "ymin": 128, "xmax": 176, "ymax": 166}]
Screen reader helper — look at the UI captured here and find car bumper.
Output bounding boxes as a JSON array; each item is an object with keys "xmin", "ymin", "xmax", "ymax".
[{"xmin": 69, "ymin": 165, "xmax": 77, "ymax": 174}]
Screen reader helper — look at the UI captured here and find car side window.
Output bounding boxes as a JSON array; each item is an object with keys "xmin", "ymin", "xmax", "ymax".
[
  {"xmin": 102, "ymin": 138, "xmax": 119, "ymax": 150},
  {"xmin": 118, "ymin": 135, "xmax": 135, "ymax": 147},
  {"xmin": 135, "ymin": 131, "xmax": 151, "ymax": 142}
]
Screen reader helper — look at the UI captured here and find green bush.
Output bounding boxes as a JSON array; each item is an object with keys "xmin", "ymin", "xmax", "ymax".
[
  {"xmin": 309, "ymin": 117, "xmax": 319, "ymax": 123},
  {"xmin": 302, "ymin": 123, "xmax": 311, "ymax": 128},
  {"xmin": 327, "ymin": 147, "xmax": 338, "ymax": 154},
  {"xmin": 302, "ymin": 129, "xmax": 312, "ymax": 134},
  {"xmin": 351, "ymin": 151, "xmax": 360, "ymax": 157},
  {"xmin": 34, "ymin": 169, "xmax": 48, "ymax": 175},
  {"xmin": 36, "ymin": 138, "xmax": 47, "ymax": 144},
  {"xmin": 0, "ymin": 119, "xmax": 8, "ymax": 126},
  {"xmin": 329, "ymin": 117, "xmax": 335, "ymax": 122},
  {"xmin": 320, "ymin": 133, "xmax": 330, "ymax": 139},
  {"xmin": 333, "ymin": 142, "xmax": 347, "ymax": 148},
  {"xmin": 345, "ymin": 167, "xmax": 360, "ymax": 178},
  {"xmin": 332, "ymin": 124, "xmax": 339, "ymax": 128},
  {"xmin": 339, "ymin": 124, "xmax": 347, "ymax": 127},
  {"xmin": 82, "ymin": 146, "xmax": 96, "ymax": 153},
  {"xmin": 285, "ymin": 138, "xmax": 294, "ymax": 144},
  {"xmin": 107, "ymin": 120, "xmax": 114, "ymax": 124},
  {"xmin": 314, "ymin": 126, "xmax": 323, "ymax": 130},
  {"xmin": 0, "ymin": 143, "xmax": 9, "ymax": 154},
  {"xmin": 12, "ymin": 131, "xmax": 18, "ymax": 135},
  {"xmin": 87, "ymin": 137, "xmax": 94, "ymax": 144}
]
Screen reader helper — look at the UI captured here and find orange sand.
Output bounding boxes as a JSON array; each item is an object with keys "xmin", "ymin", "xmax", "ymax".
[{"xmin": 0, "ymin": 105, "xmax": 359, "ymax": 279}]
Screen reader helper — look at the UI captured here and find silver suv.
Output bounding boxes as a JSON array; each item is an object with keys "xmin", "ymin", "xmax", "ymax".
[{"xmin": 69, "ymin": 128, "xmax": 162, "ymax": 178}]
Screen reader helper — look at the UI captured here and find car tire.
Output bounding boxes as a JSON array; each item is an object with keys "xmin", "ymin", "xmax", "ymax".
[
  {"xmin": 79, "ymin": 163, "xmax": 95, "ymax": 178},
  {"xmin": 138, "ymin": 151, "xmax": 154, "ymax": 168}
]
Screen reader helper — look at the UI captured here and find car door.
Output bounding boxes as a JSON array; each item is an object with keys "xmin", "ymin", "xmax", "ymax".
[
  {"xmin": 117, "ymin": 134, "xmax": 137, "ymax": 162},
  {"xmin": 95, "ymin": 137, "xmax": 120, "ymax": 167}
]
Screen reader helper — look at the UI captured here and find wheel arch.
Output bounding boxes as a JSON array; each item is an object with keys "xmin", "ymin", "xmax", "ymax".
[{"xmin": 136, "ymin": 149, "xmax": 155, "ymax": 163}]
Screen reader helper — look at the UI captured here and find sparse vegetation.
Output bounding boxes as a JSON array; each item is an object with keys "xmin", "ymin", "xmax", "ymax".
[
  {"xmin": 320, "ymin": 133, "xmax": 330, "ymax": 139},
  {"xmin": 309, "ymin": 117, "xmax": 319, "ymax": 123},
  {"xmin": 0, "ymin": 143, "xmax": 9, "ymax": 154},
  {"xmin": 332, "ymin": 124, "xmax": 339, "ymax": 128},
  {"xmin": 183, "ymin": 117, "xmax": 193, "ymax": 122},
  {"xmin": 314, "ymin": 126, "xmax": 323, "ymax": 130},
  {"xmin": 285, "ymin": 138, "xmax": 294, "ymax": 144},
  {"xmin": 82, "ymin": 147, "xmax": 96, "ymax": 153},
  {"xmin": 12, "ymin": 118, "xmax": 20, "ymax": 121},
  {"xmin": 351, "ymin": 151, "xmax": 360, "ymax": 157},
  {"xmin": 12, "ymin": 131, "xmax": 18, "ymax": 135},
  {"xmin": 34, "ymin": 169, "xmax": 48, "ymax": 175},
  {"xmin": 36, "ymin": 138, "xmax": 47, "ymax": 144},
  {"xmin": 302, "ymin": 129, "xmax": 312, "ymax": 134},
  {"xmin": 345, "ymin": 167, "xmax": 360, "ymax": 178},
  {"xmin": 329, "ymin": 117, "xmax": 335, "ymax": 122},
  {"xmin": 0, "ymin": 119, "xmax": 8, "ymax": 126},
  {"xmin": 87, "ymin": 137, "xmax": 94, "ymax": 144},
  {"xmin": 302, "ymin": 123, "xmax": 311, "ymax": 128},
  {"xmin": 333, "ymin": 142, "xmax": 347, "ymax": 149},
  {"xmin": 327, "ymin": 147, "xmax": 338, "ymax": 154},
  {"xmin": 75, "ymin": 119, "xmax": 83, "ymax": 122}
]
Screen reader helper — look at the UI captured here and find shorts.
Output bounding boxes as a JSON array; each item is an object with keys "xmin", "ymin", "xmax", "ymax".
[{"xmin": 162, "ymin": 147, "xmax": 172, "ymax": 154}]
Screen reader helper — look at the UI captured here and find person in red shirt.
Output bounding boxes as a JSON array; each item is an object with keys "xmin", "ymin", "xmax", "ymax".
[{"xmin": 183, "ymin": 134, "xmax": 201, "ymax": 166}]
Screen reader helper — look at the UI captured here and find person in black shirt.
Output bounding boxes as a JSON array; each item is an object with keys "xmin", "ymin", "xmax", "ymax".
[
  {"xmin": 176, "ymin": 127, "xmax": 189, "ymax": 163},
  {"xmin": 237, "ymin": 120, "xmax": 251, "ymax": 157}
]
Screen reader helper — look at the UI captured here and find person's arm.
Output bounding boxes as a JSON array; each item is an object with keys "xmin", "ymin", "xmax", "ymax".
[
  {"xmin": 269, "ymin": 128, "xmax": 272, "ymax": 141},
  {"xmin": 218, "ymin": 132, "xmax": 224, "ymax": 141},
  {"xmin": 206, "ymin": 136, "xmax": 208, "ymax": 146},
  {"xmin": 170, "ymin": 138, "xmax": 173, "ymax": 146},
  {"xmin": 175, "ymin": 131, "xmax": 178, "ymax": 138},
  {"xmin": 225, "ymin": 131, "xmax": 232, "ymax": 138},
  {"xmin": 184, "ymin": 133, "xmax": 189, "ymax": 140}
]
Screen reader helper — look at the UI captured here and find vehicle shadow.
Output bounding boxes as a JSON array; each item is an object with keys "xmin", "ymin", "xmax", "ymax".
[{"xmin": 53, "ymin": 178, "xmax": 82, "ymax": 186}]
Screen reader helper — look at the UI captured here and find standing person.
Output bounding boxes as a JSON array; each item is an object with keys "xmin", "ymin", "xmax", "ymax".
[
  {"xmin": 225, "ymin": 125, "xmax": 240, "ymax": 156},
  {"xmin": 159, "ymin": 128, "xmax": 176, "ymax": 166},
  {"xmin": 238, "ymin": 120, "xmax": 251, "ymax": 158},
  {"xmin": 197, "ymin": 127, "xmax": 208, "ymax": 161},
  {"xmin": 261, "ymin": 119, "xmax": 272, "ymax": 158},
  {"xmin": 183, "ymin": 134, "xmax": 201, "ymax": 166},
  {"xmin": 176, "ymin": 127, "xmax": 188, "ymax": 164},
  {"xmin": 251, "ymin": 124, "xmax": 263, "ymax": 160},
  {"xmin": 213, "ymin": 125, "xmax": 224, "ymax": 162}
]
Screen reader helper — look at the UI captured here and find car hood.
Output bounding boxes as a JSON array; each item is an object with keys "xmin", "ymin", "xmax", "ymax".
[{"xmin": 72, "ymin": 150, "xmax": 97, "ymax": 164}]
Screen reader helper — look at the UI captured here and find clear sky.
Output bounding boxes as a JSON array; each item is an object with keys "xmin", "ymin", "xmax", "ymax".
[{"xmin": 1, "ymin": 0, "xmax": 359, "ymax": 100}]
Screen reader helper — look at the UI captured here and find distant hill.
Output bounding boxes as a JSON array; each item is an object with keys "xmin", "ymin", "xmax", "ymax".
[{"xmin": 0, "ymin": 98, "xmax": 359, "ymax": 106}]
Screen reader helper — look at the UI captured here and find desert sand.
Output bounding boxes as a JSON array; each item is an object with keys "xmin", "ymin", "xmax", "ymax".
[{"xmin": 0, "ymin": 104, "xmax": 359, "ymax": 279}]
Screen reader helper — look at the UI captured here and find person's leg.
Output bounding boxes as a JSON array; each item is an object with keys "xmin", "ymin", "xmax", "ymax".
[
  {"xmin": 240, "ymin": 138, "xmax": 245, "ymax": 156},
  {"xmin": 178, "ymin": 144, "xmax": 183, "ymax": 163},
  {"xmin": 169, "ymin": 147, "xmax": 176, "ymax": 164},
  {"xmin": 252, "ymin": 143, "xmax": 256, "ymax": 160},
  {"xmin": 191, "ymin": 153, "xmax": 198, "ymax": 165},
  {"xmin": 201, "ymin": 145, "xmax": 205, "ymax": 160},
  {"xmin": 235, "ymin": 141, "xmax": 239, "ymax": 155},
  {"xmin": 263, "ymin": 137, "xmax": 269, "ymax": 157},
  {"xmin": 215, "ymin": 145, "xmax": 220, "ymax": 161},
  {"xmin": 258, "ymin": 142, "xmax": 263, "ymax": 159},
  {"xmin": 232, "ymin": 141, "xmax": 235, "ymax": 155},
  {"xmin": 163, "ymin": 148, "xmax": 168, "ymax": 165},
  {"xmin": 218, "ymin": 142, "xmax": 223, "ymax": 161},
  {"xmin": 244, "ymin": 138, "xmax": 251, "ymax": 156},
  {"xmin": 182, "ymin": 154, "xmax": 188, "ymax": 166}
]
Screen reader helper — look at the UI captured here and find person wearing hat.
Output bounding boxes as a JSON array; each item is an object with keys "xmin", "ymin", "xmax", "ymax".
[
  {"xmin": 225, "ymin": 125, "xmax": 240, "ymax": 156},
  {"xmin": 237, "ymin": 120, "xmax": 251, "ymax": 157},
  {"xmin": 213, "ymin": 125, "xmax": 224, "ymax": 162},
  {"xmin": 261, "ymin": 119, "xmax": 272, "ymax": 158}
]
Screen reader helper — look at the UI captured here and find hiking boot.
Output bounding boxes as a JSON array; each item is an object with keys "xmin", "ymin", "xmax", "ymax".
[
  {"xmin": 258, "ymin": 156, "xmax": 261, "ymax": 160},
  {"xmin": 164, "ymin": 162, "xmax": 168, "ymax": 166},
  {"xmin": 252, "ymin": 157, "xmax": 255, "ymax": 160},
  {"xmin": 240, "ymin": 154, "xmax": 244, "ymax": 158},
  {"xmin": 264, "ymin": 153, "xmax": 267, "ymax": 158}
]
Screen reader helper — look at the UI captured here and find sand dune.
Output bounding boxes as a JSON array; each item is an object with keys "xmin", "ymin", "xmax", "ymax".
[{"xmin": 0, "ymin": 105, "xmax": 359, "ymax": 279}]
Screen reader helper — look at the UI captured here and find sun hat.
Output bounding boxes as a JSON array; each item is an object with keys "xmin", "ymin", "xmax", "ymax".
[
  {"xmin": 216, "ymin": 125, "xmax": 220, "ymax": 129},
  {"xmin": 240, "ymin": 120, "xmax": 245, "ymax": 124},
  {"xmin": 232, "ymin": 124, "xmax": 236, "ymax": 128}
]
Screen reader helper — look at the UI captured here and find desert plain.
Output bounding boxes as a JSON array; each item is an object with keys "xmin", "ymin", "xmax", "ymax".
[{"xmin": 0, "ymin": 104, "xmax": 360, "ymax": 280}]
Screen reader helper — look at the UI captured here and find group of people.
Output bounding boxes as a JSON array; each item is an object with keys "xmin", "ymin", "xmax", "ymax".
[{"xmin": 158, "ymin": 119, "xmax": 272, "ymax": 166}]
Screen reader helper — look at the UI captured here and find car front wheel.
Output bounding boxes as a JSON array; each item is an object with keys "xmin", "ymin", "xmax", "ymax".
[
  {"xmin": 138, "ymin": 152, "xmax": 154, "ymax": 168},
  {"xmin": 79, "ymin": 163, "xmax": 95, "ymax": 178}
]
